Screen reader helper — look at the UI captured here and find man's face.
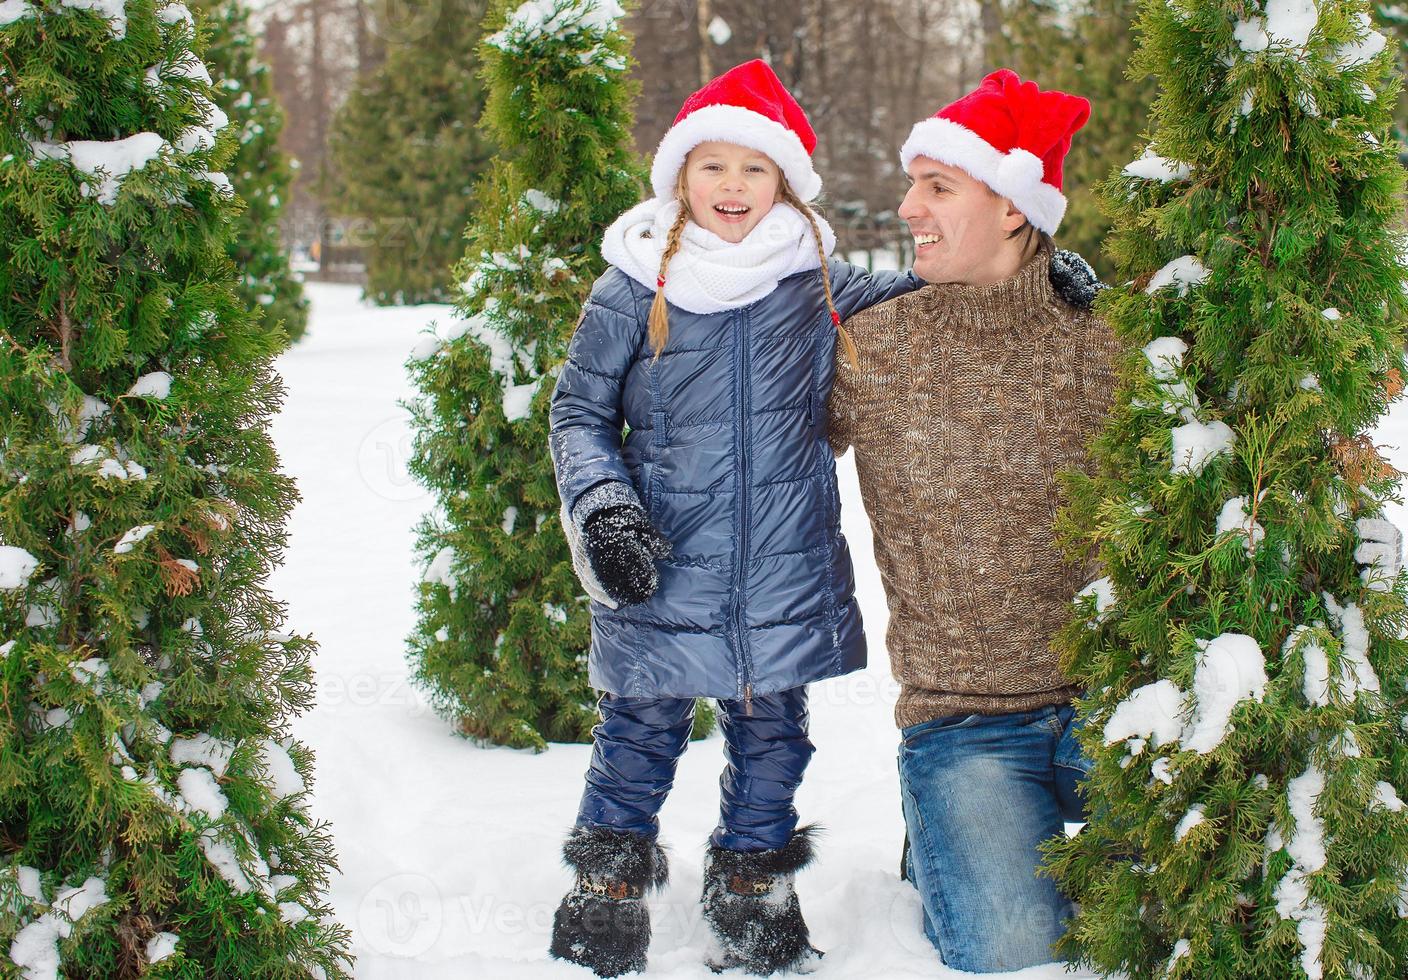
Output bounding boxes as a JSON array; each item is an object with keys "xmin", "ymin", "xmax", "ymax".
[
  {"xmin": 683, "ymin": 141, "xmax": 783, "ymax": 243},
  {"xmin": 898, "ymin": 156, "xmax": 1030, "ymax": 285}
]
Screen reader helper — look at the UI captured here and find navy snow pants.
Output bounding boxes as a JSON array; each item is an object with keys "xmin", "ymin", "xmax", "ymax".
[{"xmin": 574, "ymin": 686, "xmax": 814, "ymax": 852}]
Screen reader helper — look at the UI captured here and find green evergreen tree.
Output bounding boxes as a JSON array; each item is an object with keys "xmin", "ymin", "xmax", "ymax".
[
  {"xmin": 191, "ymin": 0, "xmax": 310, "ymax": 344},
  {"xmin": 998, "ymin": 0, "xmax": 1154, "ymax": 281},
  {"xmin": 405, "ymin": 0, "xmax": 714, "ymax": 750},
  {"xmin": 325, "ymin": 0, "xmax": 493, "ymax": 306},
  {"xmin": 1045, "ymin": 1, "xmax": 1408, "ymax": 978},
  {"xmin": 0, "ymin": 0, "xmax": 352, "ymax": 974}
]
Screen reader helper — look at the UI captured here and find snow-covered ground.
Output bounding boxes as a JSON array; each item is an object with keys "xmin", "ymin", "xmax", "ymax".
[{"xmin": 268, "ymin": 282, "xmax": 1408, "ymax": 979}]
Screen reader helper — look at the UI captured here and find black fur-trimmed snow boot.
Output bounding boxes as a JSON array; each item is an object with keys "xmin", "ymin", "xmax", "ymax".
[
  {"xmin": 549, "ymin": 826, "xmax": 669, "ymax": 978},
  {"xmin": 700, "ymin": 825, "xmax": 822, "ymax": 975}
]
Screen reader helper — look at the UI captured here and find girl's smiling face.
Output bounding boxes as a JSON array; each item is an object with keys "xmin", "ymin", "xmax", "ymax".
[{"xmin": 683, "ymin": 141, "xmax": 783, "ymax": 243}]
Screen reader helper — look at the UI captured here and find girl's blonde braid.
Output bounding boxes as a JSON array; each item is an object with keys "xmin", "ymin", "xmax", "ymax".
[
  {"xmin": 782, "ymin": 184, "xmax": 859, "ymax": 372},
  {"xmin": 647, "ymin": 183, "xmax": 693, "ymax": 359}
]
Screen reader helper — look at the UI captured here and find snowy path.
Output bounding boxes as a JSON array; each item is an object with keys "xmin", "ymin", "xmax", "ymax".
[{"xmin": 268, "ymin": 283, "xmax": 1408, "ymax": 979}]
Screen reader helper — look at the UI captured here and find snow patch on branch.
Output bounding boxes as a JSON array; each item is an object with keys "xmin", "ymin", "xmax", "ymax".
[
  {"xmin": 176, "ymin": 765, "xmax": 227, "ymax": 819},
  {"xmin": 1143, "ymin": 337, "xmax": 1187, "ymax": 381},
  {"xmin": 1138, "ymin": 336, "xmax": 1199, "ymax": 421},
  {"xmin": 197, "ymin": 828, "xmax": 257, "ymax": 894},
  {"xmin": 0, "ymin": 547, "xmax": 39, "ymax": 590},
  {"xmin": 1336, "ymin": 12, "xmax": 1386, "ymax": 67},
  {"xmin": 1104, "ymin": 679, "xmax": 1185, "ymax": 757},
  {"xmin": 255, "ymin": 738, "xmax": 305, "ymax": 799},
  {"xmin": 1076, "ymin": 576, "xmax": 1115, "ymax": 624},
  {"xmin": 1267, "ymin": 0, "xmax": 1318, "ymax": 47},
  {"xmin": 1145, "ymin": 255, "xmax": 1209, "ymax": 296},
  {"xmin": 1287, "ymin": 626, "xmax": 1331, "ymax": 706},
  {"xmin": 1272, "ymin": 763, "xmax": 1328, "ymax": 980},
  {"xmin": 1374, "ymin": 781, "xmax": 1404, "ymax": 812},
  {"xmin": 9, "ymin": 875, "xmax": 108, "ymax": 980},
  {"xmin": 1103, "ymin": 633, "xmax": 1266, "ymax": 759},
  {"xmin": 0, "ymin": 0, "xmax": 32, "ymax": 26},
  {"xmin": 486, "ymin": 0, "xmax": 625, "ymax": 52},
  {"xmin": 520, "ymin": 189, "xmax": 560, "ymax": 214},
  {"xmin": 1124, "ymin": 147, "xmax": 1190, "ymax": 182},
  {"xmin": 46, "ymin": 394, "xmax": 110, "ymax": 444},
  {"xmin": 146, "ymin": 931, "xmax": 179, "ymax": 963},
  {"xmin": 1322, "ymin": 592, "xmax": 1379, "ymax": 697},
  {"xmin": 30, "ymin": 133, "xmax": 168, "ymax": 205},
  {"xmin": 423, "ymin": 546, "xmax": 458, "ymax": 591},
  {"xmin": 1236, "ymin": 0, "xmax": 1318, "ymax": 55},
  {"xmin": 70, "ymin": 445, "xmax": 146, "ymax": 481},
  {"xmin": 125, "ymin": 371, "xmax": 172, "ymax": 400},
  {"xmin": 1215, "ymin": 496, "xmax": 1265, "ymax": 555},
  {"xmin": 197, "ymin": 170, "xmax": 233, "ymax": 198},
  {"xmin": 113, "ymin": 525, "xmax": 155, "ymax": 554},
  {"xmin": 1163, "ymin": 938, "xmax": 1190, "ymax": 977},
  {"xmin": 169, "ymin": 733, "xmax": 235, "ymax": 777},
  {"xmin": 1182, "ymin": 633, "xmax": 1266, "ymax": 753},
  {"xmin": 156, "ymin": 2, "xmax": 191, "ymax": 24},
  {"xmin": 1174, "ymin": 804, "xmax": 1206, "ymax": 841},
  {"xmin": 54, "ymin": 0, "xmax": 127, "ymax": 36},
  {"xmin": 1170, "ymin": 420, "xmax": 1234, "ymax": 476},
  {"xmin": 425, "ymin": 311, "xmax": 543, "ymax": 422}
]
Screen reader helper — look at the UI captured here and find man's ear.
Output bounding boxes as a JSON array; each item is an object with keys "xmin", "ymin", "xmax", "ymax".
[{"xmin": 1000, "ymin": 199, "xmax": 1029, "ymax": 233}]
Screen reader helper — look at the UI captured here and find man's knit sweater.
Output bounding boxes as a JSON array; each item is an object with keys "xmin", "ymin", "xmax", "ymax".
[{"xmin": 829, "ymin": 241, "xmax": 1123, "ymax": 729}]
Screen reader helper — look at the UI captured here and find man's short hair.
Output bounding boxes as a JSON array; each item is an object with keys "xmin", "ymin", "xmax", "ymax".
[{"xmin": 1007, "ymin": 221, "xmax": 1038, "ymax": 246}]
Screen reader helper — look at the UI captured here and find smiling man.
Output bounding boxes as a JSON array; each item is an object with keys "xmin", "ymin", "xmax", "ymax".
[{"xmin": 828, "ymin": 70, "xmax": 1122, "ymax": 972}]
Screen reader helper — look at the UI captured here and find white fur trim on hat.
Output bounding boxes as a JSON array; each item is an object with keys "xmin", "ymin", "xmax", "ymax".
[
  {"xmin": 899, "ymin": 116, "xmax": 1068, "ymax": 235},
  {"xmin": 651, "ymin": 103, "xmax": 823, "ymax": 202}
]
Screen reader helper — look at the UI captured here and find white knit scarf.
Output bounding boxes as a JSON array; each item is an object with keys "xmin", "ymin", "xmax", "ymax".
[{"xmin": 600, "ymin": 197, "xmax": 836, "ymax": 314}]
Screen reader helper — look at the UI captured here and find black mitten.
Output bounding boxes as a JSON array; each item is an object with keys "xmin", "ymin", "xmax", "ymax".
[
  {"xmin": 1050, "ymin": 247, "xmax": 1105, "ymax": 310},
  {"xmin": 581, "ymin": 505, "xmax": 673, "ymax": 607}
]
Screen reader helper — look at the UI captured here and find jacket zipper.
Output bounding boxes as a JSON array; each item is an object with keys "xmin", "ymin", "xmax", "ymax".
[{"xmin": 733, "ymin": 307, "xmax": 754, "ymax": 715}]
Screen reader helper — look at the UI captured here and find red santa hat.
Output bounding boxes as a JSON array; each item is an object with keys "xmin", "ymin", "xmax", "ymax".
[
  {"xmin": 900, "ymin": 69, "xmax": 1090, "ymax": 235},
  {"xmin": 651, "ymin": 59, "xmax": 822, "ymax": 203}
]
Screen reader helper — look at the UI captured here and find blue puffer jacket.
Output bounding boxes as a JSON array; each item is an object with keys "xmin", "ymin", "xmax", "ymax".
[{"xmin": 549, "ymin": 259, "xmax": 921, "ymax": 701}]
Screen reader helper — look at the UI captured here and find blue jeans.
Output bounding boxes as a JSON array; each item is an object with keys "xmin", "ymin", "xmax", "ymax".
[
  {"xmin": 575, "ymin": 687, "xmax": 815, "ymax": 851},
  {"xmin": 898, "ymin": 702, "xmax": 1091, "ymax": 973}
]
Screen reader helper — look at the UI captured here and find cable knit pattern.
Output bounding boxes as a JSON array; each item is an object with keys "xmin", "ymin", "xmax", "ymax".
[{"xmin": 830, "ymin": 239, "xmax": 1123, "ymax": 728}]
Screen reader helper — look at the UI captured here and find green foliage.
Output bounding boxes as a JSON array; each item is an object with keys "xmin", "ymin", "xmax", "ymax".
[
  {"xmin": 326, "ymin": 0, "xmax": 493, "ymax": 306},
  {"xmin": 404, "ymin": 0, "xmax": 715, "ymax": 750},
  {"xmin": 0, "ymin": 0, "xmax": 351, "ymax": 975},
  {"xmin": 1043, "ymin": 3, "xmax": 1408, "ymax": 978},
  {"xmin": 191, "ymin": 0, "xmax": 309, "ymax": 344}
]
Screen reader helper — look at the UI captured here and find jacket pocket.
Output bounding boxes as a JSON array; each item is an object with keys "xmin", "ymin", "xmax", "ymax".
[
  {"xmin": 814, "ymin": 452, "xmax": 841, "ymax": 536},
  {"xmin": 636, "ymin": 461, "xmax": 656, "ymax": 516}
]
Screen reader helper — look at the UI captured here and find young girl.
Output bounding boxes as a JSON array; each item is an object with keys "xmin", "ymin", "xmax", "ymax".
[{"xmin": 547, "ymin": 60, "xmax": 921, "ymax": 978}]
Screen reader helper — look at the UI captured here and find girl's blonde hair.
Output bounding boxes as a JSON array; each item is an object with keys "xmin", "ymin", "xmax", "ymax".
[{"xmin": 647, "ymin": 168, "xmax": 860, "ymax": 371}]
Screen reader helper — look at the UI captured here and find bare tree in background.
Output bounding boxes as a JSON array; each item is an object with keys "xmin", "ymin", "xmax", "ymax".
[
  {"xmin": 250, "ymin": 0, "xmax": 1000, "ymax": 270},
  {"xmin": 253, "ymin": 0, "xmax": 371, "ymax": 258},
  {"xmin": 696, "ymin": 0, "xmax": 711, "ymax": 84}
]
